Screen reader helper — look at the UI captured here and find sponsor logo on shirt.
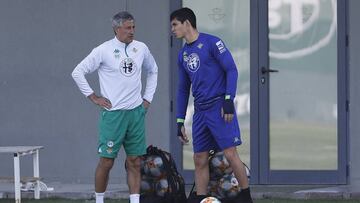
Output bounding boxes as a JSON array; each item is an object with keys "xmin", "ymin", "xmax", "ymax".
[
  {"xmin": 186, "ymin": 53, "xmax": 200, "ymax": 72},
  {"xmin": 114, "ymin": 49, "xmax": 120, "ymax": 58},
  {"xmin": 183, "ymin": 51, "xmax": 188, "ymax": 62},
  {"xmin": 119, "ymin": 58, "xmax": 137, "ymax": 77},
  {"xmin": 216, "ymin": 40, "xmax": 226, "ymax": 54}
]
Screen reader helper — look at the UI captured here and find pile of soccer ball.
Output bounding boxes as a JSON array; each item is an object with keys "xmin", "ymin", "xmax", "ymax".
[
  {"xmin": 140, "ymin": 155, "xmax": 170, "ymax": 196},
  {"xmin": 208, "ymin": 151, "xmax": 250, "ymax": 199}
]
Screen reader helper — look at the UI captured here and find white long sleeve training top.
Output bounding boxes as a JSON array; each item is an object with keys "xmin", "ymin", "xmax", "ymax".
[{"xmin": 72, "ymin": 37, "xmax": 158, "ymax": 110}]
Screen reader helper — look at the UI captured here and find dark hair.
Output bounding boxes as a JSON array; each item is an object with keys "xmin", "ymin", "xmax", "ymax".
[{"xmin": 170, "ymin": 7, "xmax": 196, "ymax": 29}]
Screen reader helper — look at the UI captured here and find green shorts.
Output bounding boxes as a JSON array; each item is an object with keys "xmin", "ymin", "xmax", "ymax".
[{"xmin": 98, "ymin": 104, "xmax": 147, "ymax": 158}]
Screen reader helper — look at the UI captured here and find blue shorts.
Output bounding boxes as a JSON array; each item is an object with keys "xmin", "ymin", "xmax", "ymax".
[{"xmin": 192, "ymin": 99, "xmax": 242, "ymax": 153}]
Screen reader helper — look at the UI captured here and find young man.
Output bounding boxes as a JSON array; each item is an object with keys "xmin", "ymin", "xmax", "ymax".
[
  {"xmin": 72, "ymin": 11, "xmax": 158, "ymax": 203},
  {"xmin": 170, "ymin": 8, "xmax": 253, "ymax": 203}
]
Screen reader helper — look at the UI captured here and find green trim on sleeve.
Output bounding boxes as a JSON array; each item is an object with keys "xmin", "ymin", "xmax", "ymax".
[{"xmin": 177, "ymin": 118, "xmax": 185, "ymax": 123}]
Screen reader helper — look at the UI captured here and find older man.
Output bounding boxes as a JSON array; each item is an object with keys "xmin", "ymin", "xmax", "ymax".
[{"xmin": 72, "ymin": 11, "xmax": 158, "ymax": 203}]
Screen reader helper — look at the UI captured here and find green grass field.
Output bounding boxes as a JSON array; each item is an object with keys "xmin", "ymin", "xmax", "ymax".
[{"xmin": 1, "ymin": 199, "xmax": 360, "ymax": 203}]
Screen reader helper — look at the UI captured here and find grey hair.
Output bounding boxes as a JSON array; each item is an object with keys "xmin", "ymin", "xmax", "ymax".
[{"xmin": 111, "ymin": 11, "xmax": 134, "ymax": 30}]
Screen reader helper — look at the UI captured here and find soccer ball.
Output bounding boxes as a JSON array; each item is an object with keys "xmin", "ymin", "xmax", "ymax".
[
  {"xmin": 217, "ymin": 173, "xmax": 240, "ymax": 198},
  {"xmin": 140, "ymin": 177, "xmax": 154, "ymax": 194},
  {"xmin": 155, "ymin": 178, "xmax": 170, "ymax": 197},
  {"xmin": 209, "ymin": 152, "xmax": 233, "ymax": 179},
  {"xmin": 200, "ymin": 196, "xmax": 222, "ymax": 203},
  {"xmin": 143, "ymin": 155, "xmax": 165, "ymax": 178}
]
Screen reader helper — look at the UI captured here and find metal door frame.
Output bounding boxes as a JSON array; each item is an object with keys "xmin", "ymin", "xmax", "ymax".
[{"xmin": 252, "ymin": 0, "xmax": 348, "ymax": 184}]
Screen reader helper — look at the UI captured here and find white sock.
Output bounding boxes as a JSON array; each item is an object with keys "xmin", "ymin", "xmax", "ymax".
[
  {"xmin": 95, "ymin": 192, "xmax": 105, "ymax": 203},
  {"xmin": 129, "ymin": 193, "xmax": 140, "ymax": 203}
]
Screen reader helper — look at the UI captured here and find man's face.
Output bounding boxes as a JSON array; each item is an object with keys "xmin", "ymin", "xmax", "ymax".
[
  {"xmin": 116, "ymin": 20, "xmax": 135, "ymax": 44},
  {"xmin": 171, "ymin": 19, "xmax": 186, "ymax": 39}
]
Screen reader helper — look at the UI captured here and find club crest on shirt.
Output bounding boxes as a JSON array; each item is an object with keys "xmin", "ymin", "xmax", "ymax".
[
  {"xmin": 120, "ymin": 57, "xmax": 137, "ymax": 77},
  {"xmin": 197, "ymin": 43, "xmax": 203, "ymax": 49},
  {"xmin": 186, "ymin": 53, "xmax": 200, "ymax": 72},
  {"xmin": 216, "ymin": 40, "xmax": 226, "ymax": 54}
]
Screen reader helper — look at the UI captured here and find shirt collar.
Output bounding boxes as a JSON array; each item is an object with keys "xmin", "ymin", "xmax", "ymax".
[
  {"xmin": 113, "ymin": 37, "xmax": 132, "ymax": 48},
  {"xmin": 186, "ymin": 33, "xmax": 201, "ymax": 47}
]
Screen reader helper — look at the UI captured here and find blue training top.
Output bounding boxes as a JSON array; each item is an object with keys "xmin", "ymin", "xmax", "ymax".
[{"xmin": 176, "ymin": 33, "xmax": 238, "ymax": 120}]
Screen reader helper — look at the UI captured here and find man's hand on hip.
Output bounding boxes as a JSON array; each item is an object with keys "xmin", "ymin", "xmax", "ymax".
[{"xmin": 88, "ymin": 93, "xmax": 112, "ymax": 109}]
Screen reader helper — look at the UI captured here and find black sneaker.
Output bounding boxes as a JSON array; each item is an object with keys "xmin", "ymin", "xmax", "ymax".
[
  {"xmin": 235, "ymin": 188, "xmax": 253, "ymax": 203},
  {"xmin": 139, "ymin": 194, "xmax": 166, "ymax": 203}
]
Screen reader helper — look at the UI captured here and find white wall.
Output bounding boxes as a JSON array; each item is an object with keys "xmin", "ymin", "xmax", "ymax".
[{"xmin": 0, "ymin": 0, "xmax": 171, "ymax": 183}]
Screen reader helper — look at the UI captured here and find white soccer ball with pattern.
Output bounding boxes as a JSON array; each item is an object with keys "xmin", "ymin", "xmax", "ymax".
[
  {"xmin": 209, "ymin": 151, "xmax": 233, "ymax": 178},
  {"xmin": 200, "ymin": 196, "xmax": 222, "ymax": 203},
  {"xmin": 155, "ymin": 178, "xmax": 170, "ymax": 197},
  {"xmin": 217, "ymin": 173, "xmax": 240, "ymax": 198},
  {"xmin": 143, "ymin": 155, "xmax": 165, "ymax": 177}
]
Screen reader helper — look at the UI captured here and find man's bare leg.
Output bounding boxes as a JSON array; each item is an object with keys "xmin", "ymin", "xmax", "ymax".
[
  {"xmin": 193, "ymin": 151, "xmax": 210, "ymax": 195},
  {"xmin": 126, "ymin": 156, "xmax": 141, "ymax": 203},
  {"xmin": 95, "ymin": 157, "xmax": 114, "ymax": 192},
  {"xmin": 95, "ymin": 157, "xmax": 114, "ymax": 203},
  {"xmin": 223, "ymin": 146, "xmax": 253, "ymax": 203}
]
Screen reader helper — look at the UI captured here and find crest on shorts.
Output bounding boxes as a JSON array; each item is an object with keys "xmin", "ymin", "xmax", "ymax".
[
  {"xmin": 107, "ymin": 141, "xmax": 114, "ymax": 148},
  {"xmin": 106, "ymin": 148, "xmax": 113, "ymax": 154}
]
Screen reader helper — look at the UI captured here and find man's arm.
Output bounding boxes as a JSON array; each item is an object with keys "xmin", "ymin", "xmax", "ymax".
[
  {"xmin": 212, "ymin": 38, "xmax": 238, "ymax": 122},
  {"xmin": 212, "ymin": 38, "xmax": 238, "ymax": 100},
  {"xmin": 176, "ymin": 54, "xmax": 191, "ymax": 143},
  {"xmin": 71, "ymin": 47, "xmax": 112, "ymax": 109},
  {"xmin": 142, "ymin": 46, "xmax": 158, "ymax": 108},
  {"xmin": 71, "ymin": 48, "xmax": 102, "ymax": 96}
]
